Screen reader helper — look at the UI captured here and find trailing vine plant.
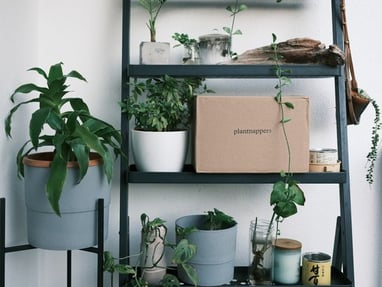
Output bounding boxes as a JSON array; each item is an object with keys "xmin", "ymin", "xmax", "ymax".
[
  {"xmin": 270, "ymin": 33, "xmax": 306, "ymax": 224},
  {"xmin": 223, "ymin": 0, "xmax": 248, "ymax": 59},
  {"xmin": 249, "ymin": 34, "xmax": 306, "ymax": 283},
  {"xmin": 359, "ymin": 89, "xmax": 382, "ymax": 185}
]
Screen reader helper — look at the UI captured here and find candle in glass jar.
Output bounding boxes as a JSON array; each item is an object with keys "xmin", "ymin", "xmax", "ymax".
[{"xmin": 273, "ymin": 238, "xmax": 302, "ymax": 284}]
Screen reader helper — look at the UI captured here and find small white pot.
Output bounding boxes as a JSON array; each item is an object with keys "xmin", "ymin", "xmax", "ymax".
[
  {"xmin": 131, "ymin": 129, "xmax": 188, "ymax": 172},
  {"xmin": 139, "ymin": 42, "xmax": 170, "ymax": 64}
]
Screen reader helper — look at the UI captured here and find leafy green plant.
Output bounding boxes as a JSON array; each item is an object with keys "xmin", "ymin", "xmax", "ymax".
[
  {"xmin": 203, "ymin": 208, "xmax": 236, "ymax": 230},
  {"xmin": 103, "ymin": 251, "xmax": 139, "ymax": 287},
  {"xmin": 223, "ymin": 0, "xmax": 248, "ymax": 59},
  {"xmin": 172, "ymin": 33, "xmax": 198, "ymax": 49},
  {"xmin": 138, "ymin": 0, "xmax": 167, "ymax": 42},
  {"xmin": 4, "ymin": 62, "xmax": 122, "ymax": 216},
  {"xmin": 120, "ymin": 75, "xmax": 210, "ymax": 131}
]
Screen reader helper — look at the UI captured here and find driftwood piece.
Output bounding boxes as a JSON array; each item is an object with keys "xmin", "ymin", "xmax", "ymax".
[{"xmin": 229, "ymin": 38, "xmax": 345, "ymax": 66}]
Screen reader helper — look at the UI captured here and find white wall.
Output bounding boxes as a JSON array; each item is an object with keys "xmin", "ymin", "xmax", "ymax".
[{"xmin": 0, "ymin": 0, "xmax": 380, "ymax": 286}]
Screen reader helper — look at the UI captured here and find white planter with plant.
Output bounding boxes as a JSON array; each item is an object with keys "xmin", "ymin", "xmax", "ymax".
[
  {"xmin": 121, "ymin": 75, "xmax": 210, "ymax": 172},
  {"xmin": 138, "ymin": 0, "xmax": 170, "ymax": 64},
  {"xmin": 132, "ymin": 129, "xmax": 188, "ymax": 172},
  {"xmin": 5, "ymin": 62, "xmax": 122, "ymax": 250}
]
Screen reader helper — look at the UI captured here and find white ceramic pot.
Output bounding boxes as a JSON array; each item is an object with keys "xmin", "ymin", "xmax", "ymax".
[{"xmin": 131, "ymin": 129, "xmax": 188, "ymax": 172}]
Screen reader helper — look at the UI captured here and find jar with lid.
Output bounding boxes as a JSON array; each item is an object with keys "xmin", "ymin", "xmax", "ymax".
[
  {"xmin": 273, "ymin": 238, "xmax": 302, "ymax": 284},
  {"xmin": 248, "ymin": 218, "xmax": 274, "ymax": 285},
  {"xmin": 198, "ymin": 34, "xmax": 231, "ymax": 64}
]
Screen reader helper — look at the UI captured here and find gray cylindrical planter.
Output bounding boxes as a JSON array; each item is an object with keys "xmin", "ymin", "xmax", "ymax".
[
  {"xmin": 23, "ymin": 152, "xmax": 110, "ymax": 250},
  {"xmin": 175, "ymin": 214, "xmax": 238, "ymax": 286}
]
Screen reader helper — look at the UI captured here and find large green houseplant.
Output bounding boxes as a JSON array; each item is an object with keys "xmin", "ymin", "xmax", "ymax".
[
  {"xmin": 5, "ymin": 62, "xmax": 122, "ymax": 249},
  {"xmin": 120, "ymin": 75, "xmax": 210, "ymax": 172}
]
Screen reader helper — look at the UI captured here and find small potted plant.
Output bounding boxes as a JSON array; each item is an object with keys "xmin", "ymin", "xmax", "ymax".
[
  {"xmin": 198, "ymin": 0, "xmax": 247, "ymax": 64},
  {"xmin": 175, "ymin": 209, "xmax": 237, "ymax": 287},
  {"xmin": 120, "ymin": 75, "xmax": 210, "ymax": 172},
  {"xmin": 104, "ymin": 213, "xmax": 197, "ymax": 287},
  {"xmin": 172, "ymin": 33, "xmax": 200, "ymax": 64},
  {"xmin": 138, "ymin": 0, "xmax": 170, "ymax": 64},
  {"xmin": 4, "ymin": 62, "xmax": 122, "ymax": 250}
]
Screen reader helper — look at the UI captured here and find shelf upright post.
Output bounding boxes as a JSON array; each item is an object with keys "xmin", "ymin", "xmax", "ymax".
[
  {"xmin": 0, "ymin": 198, "xmax": 5, "ymax": 287},
  {"xmin": 120, "ymin": 0, "xmax": 131, "ymax": 286},
  {"xmin": 331, "ymin": 0, "xmax": 355, "ymax": 284}
]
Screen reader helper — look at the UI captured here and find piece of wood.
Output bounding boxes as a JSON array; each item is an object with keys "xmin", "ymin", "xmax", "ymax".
[{"xmin": 229, "ymin": 38, "xmax": 345, "ymax": 66}]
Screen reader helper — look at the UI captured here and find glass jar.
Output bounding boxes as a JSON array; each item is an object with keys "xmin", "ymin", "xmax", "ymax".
[
  {"xmin": 182, "ymin": 42, "xmax": 200, "ymax": 64},
  {"xmin": 248, "ymin": 218, "xmax": 274, "ymax": 285},
  {"xmin": 273, "ymin": 238, "xmax": 302, "ymax": 284}
]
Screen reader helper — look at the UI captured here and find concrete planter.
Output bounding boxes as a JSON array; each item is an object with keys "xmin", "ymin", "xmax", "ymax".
[
  {"xmin": 23, "ymin": 152, "xmax": 110, "ymax": 250},
  {"xmin": 139, "ymin": 42, "xmax": 170, "ymax": 64},
  {"xmin": 175, "ymin": 214, "xmax": 238, "ymax": 286}
]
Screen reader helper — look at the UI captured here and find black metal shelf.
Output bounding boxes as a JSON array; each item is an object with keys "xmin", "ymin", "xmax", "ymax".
[
  {"xmin": 121, "ymin": 0, "xmax": 355, "ymax": 286},
  {"xmin": 0, "ymin": 198, "xmax": 105, "ymax": 287},
  {"xmin": 223, "ymin": 266, "xmax": 351, "ymax": 287},
  {"xmin": 127, "ymin": 165, "xmax": 347, "ymax": 184},
  {"xmin": 126, "ymin": 64, "xmax": 343, "ymax": 79}
]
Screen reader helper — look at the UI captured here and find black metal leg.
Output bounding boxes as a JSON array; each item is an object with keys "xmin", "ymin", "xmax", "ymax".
[
  {"xmin": 97, "ymin": 198, "xmax": 104, "ymax": 287},
  {"xmin": 67, "ymin": 250, "xmax": 72, "ymax": 287},
  {"xmin": 1, "ymin": 198, "xmax": 5, "ymax": 287},
  {"xmin": 1, "ymin": 197, "xmax": 105, "ymax": 287}
]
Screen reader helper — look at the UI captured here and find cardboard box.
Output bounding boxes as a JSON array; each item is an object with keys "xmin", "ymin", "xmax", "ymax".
[{"xmin": 194, "ymin": 95, "xmax": 309, "ymax": 173}]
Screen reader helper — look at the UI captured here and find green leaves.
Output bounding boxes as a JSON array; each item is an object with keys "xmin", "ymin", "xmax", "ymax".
[
  {"xmin": 122, "ymin": 76, "xmax": 209, "ymax": 131},
  {"xmin": 270, "ymin": 179, "xmax": 305, "ymax": 219},
  {"xmin": 138, "ymin": 0, "xmax": 167, "ymax": 41},
  {"xmin": 204, "ymin": 208, "xmax": 236, "ymax": 230},
  {"xmin": 5, "ymin": 62, "xmax": 122, "ymax": 216},
  {"xmin": 269, "ymin": 33, "xmax": 306, "ymax": 221}
]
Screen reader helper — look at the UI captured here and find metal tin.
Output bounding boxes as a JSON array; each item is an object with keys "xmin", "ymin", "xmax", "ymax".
[
  {"xmin": 302, "ymin": 252, "xmax": 331, "ymax": 285},
  {"xmin": 309, "ymin": 148, "xmax": 338, "ymax": 164}
]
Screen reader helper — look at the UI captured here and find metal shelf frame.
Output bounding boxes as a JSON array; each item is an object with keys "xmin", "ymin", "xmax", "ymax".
[
  {"xmin": 119, "ymin": 0, "xmax": 355, "ymax": 286},
  {"xmin": 0, "ymin": 198, "xmax": 105, "ymax": 287}
]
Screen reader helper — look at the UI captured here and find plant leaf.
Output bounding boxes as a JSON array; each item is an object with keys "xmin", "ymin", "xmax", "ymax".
[{"xmin": 46, "ymin": 151, "xmax": 68, "ymax": 216}]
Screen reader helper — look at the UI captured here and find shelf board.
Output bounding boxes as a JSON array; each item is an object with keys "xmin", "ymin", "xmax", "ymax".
[
  {"xmin": 127, "ymin": 165, "xmax": 346, "ymax": 184},
  {"xmin": 126, "ymin": 64, "xmax": 343, "ymax": 78},
  {"xmin": 165, "ymin": 266, "xmax": 352, "ymax": 287}
]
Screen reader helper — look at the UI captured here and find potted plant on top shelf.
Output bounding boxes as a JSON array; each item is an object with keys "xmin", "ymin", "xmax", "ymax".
[
  {"xmin": 4, "ymin": 62, "xmax": 122, "ymax": 250},
  {"xmin": 120, "ymin": 75, "xmax": 211, "ymax": 172},
  {"xmin": 138, "ymin": 0, "xmax": 170, "ymax": 64}
]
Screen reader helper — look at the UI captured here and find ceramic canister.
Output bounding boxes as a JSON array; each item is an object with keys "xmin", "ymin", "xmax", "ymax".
[{"xmin": 273, "ymin": 238, "xmax": 302, "ymax": 284}]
